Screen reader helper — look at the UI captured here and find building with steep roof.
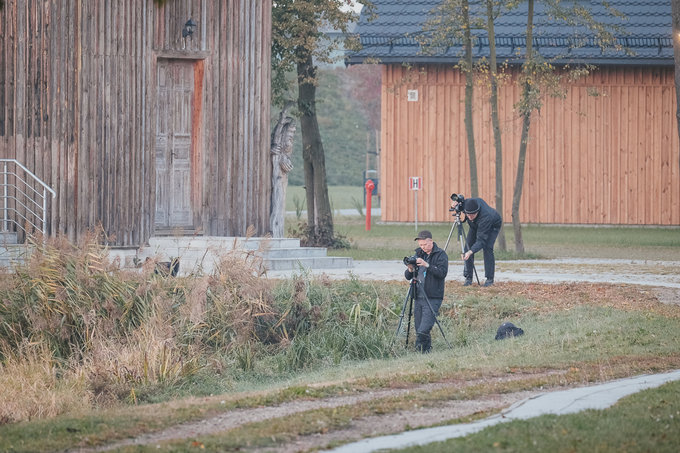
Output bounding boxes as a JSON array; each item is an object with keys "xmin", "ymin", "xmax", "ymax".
[{"xmin": 348, "ymin": 0, "xmax": 678, "ymax": 226}]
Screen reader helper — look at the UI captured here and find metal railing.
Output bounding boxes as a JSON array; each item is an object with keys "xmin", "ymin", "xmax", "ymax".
[{"xmin": 0, "ymin": 159, "xmax": 56, "ymax": 239}]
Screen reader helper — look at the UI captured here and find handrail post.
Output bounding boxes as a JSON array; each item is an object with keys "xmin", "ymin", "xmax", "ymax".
[
  {"xmin": 0, "ymin": 159, "xmax": 56, "ymax": 242},
  {"xmin": 42, "ymin": 188, "xmax": 47, "ymax": 238},
  {"xmin": 3, "ymin": 163, "xmax": 7, "ymax": 232}
]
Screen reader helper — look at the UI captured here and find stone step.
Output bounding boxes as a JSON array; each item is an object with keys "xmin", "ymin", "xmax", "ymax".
[
  {"xmin": 265, "ymin": 256, "xmax": 353, "ymax": 271},
  {"xmin": 262, "ymin": 247, "xmax": 329, "ymax": 259},
  {"xmin": 0, "ymin": 236, "xmax": 353, "ymax": 275},
  {"xmin": 147, "ymin": 236, "xmax": 301, "ymax": 252},
  {"xmin": 108, "ymin": 236, "xmax": 353, "ymax": 276},
  {"xmin": 0, "ymin": 231, "xmax": 18, "ymax": 245},
  {"xmin": 0, "ymin": 244, "xmax": 29, "ymax": 269}
]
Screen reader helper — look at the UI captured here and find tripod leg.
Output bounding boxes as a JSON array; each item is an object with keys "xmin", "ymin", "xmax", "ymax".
[
  {"xmin": 459, "ymin": 225, "xmax": 481, "ymax": 285},
  {"xmin": 405, "ymin": 287, "xmax": 414, "ymax": 348},
  {"xmin": 395, "ymin": 284, "xmax": 413, "ymax": 339},
  {"xmin": 443, "ymin": 219, "xmax": 457, "ymax": 252}
]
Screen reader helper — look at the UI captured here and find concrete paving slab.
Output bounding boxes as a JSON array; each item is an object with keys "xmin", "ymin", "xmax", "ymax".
[
  {"xmin": 326, "ymin": 369, "xmax": 680, "ymax": 453},
  {"xmin": 265, "ymin": 259, "xmax": 680, "ymax": 288}
]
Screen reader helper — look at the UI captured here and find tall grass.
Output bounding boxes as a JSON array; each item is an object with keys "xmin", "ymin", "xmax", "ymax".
[{"xmin": 0, "ymin": 234, "xmax": 406, "ymax": 423}]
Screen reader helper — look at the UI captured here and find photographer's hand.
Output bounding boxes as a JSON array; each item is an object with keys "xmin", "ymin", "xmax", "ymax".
[
  {"xmin": 463, "ymin": 250, "xmax": 473, "ymax": 260},
  {"xmin": 416, "ymin": 258, "xmax": 429, "ymax": 268}
]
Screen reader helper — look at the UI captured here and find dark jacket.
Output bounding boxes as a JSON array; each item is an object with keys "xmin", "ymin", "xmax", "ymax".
[
  {"xmin": 404, "ymin": 242, "xmax": 448, "ymax": 299},
  {"xmin": 466, "ymin": 198, "xmax": 503, "ymax": 253}
]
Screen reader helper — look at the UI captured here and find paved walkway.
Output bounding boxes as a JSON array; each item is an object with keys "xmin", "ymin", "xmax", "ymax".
[
  {"xmin": 266, "ymin": 258, "xmax": 680, "ymax": 288},
  {"xmin": 326, "ymin": 369, "xmax": 680, "ymax": 452}
]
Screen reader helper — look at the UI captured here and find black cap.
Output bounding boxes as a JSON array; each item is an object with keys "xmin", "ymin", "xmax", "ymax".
[
  {"xmin": 463, "ymin": 199, "xmax": 480, "ymax": 214},
  {"xmin": 414, "ymin": 230, "xmax": 432, "ymax": 241}
]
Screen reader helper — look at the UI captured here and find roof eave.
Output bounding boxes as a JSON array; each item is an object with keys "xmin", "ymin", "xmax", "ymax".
[{"xmin": 346, "ymin": 55, "xmax": 674, "ymax": 67}]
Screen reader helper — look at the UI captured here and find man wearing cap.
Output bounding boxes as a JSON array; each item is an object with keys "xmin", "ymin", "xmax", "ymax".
[
  {"xmin": 404, "ymin": 230, "xmax": 449, "ymax": 353},
  {"xmin": 452, "ymin": 197, "xmax": 503, "ymax": 287}
]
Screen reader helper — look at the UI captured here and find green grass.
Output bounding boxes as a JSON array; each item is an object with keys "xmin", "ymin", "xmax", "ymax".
[
  {"xmin": 286, "ymin": 185, "xmax": 374, "ymax": 212},
  {"xmin": 324, "ymin": 219, "xmax": 680, "ymax": 261},
  {"xmin": 286, "ymin": 185, "xmax": 680, "ymax": 261},
  {"xmin": 395, "ymin": 380, "xmax": 680, "ymax": 453}
]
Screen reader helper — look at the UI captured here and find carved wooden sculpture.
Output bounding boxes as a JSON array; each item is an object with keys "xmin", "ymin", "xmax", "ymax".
[{"xmin": 270, "ymin": 102, "xmax": 296, "ymax": 237}]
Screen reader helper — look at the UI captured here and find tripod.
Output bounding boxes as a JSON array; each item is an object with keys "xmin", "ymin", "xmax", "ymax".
[
  {"xmin": 443, "ymin": 210, "xmax": 481, "ymax": 285},
  {"xmin": 395, "ymin": 266, "xmax": 452, "ymax": 350}
]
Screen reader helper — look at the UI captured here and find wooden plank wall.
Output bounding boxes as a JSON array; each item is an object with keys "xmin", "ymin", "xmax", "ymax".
[
  {"xmin": 199, "ymin": 0, "xmax": 272, "ymax": 236},
  {"xmin": 150, "ymin": 0, "xmax": 272, "ymax": 236},
  {"xmin": 0, "ymin": 0, "xmax": 272, "ymax": 246},
  {"xmin": 381, "ymin": 64, "xmax": 680, "ymax": 226}
]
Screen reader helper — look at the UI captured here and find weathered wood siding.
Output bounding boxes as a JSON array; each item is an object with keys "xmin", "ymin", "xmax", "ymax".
[
  {"xmin": 381, "ymin": 64, "xmax": 680, "ymax": 225},
  {"xmin": 0, "ymin": 0, "xmax": 271, "ymax": 246}
]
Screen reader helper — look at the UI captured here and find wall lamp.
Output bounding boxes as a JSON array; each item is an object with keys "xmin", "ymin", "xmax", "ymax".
[{"xmin": 182, "ymin": 18, "xmax": 197, "ymax": 39}]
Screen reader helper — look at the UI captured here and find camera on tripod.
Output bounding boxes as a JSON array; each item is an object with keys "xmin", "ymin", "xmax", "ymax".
[
  {"xmin": 450, "ymin": 193, "xmax": 465, "ymax": 213},
  {"xmin": 403, "ymin": 255, "xmax": 418, "ymax": 266}
]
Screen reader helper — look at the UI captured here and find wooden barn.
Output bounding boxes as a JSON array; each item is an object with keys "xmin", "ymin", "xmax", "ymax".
[
  {"xmin": 347, "ymin": 0, "xmax": 680, "ymax": 226},
  {"xmin": 0, "ymin": 0, "xmax": 272, "ymax": 247}
]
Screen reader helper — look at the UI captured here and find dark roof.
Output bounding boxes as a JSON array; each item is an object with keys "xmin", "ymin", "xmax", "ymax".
[{"xmin": 347, "ymin": 0, "xmax": 673, "ymax": 66}]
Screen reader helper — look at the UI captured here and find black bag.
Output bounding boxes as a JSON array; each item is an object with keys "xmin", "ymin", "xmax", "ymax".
[{"xmin": 495, "ymin": 322, "xmax": 524, "ymax": 340}]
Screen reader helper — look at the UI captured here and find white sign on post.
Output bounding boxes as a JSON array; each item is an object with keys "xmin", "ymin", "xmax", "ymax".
[{"xmin": 409, "ymin": 177, "xmax": 422, "ymax": 231}]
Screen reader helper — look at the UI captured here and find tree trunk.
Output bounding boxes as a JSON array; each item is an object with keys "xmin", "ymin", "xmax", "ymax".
[
  {"xmin": 462, "ymin": 0, "xmax": 478, "ymax": 197},
  {"xmin": 270, "ymin": 102, "xmax": 296, "ymax": 237},
  {"xmin": 672, "ymin": 0, "xmax": 680, "ymax": 174},
  {"xmin": 512, "ymin": 0, "xmax": 535, "ymax": 254},
  {"xmin": 297, "ymin": 54, "xmax": 334, "ymax": 246},
  {"xmin": 486, "ymin": 0, "xmax": 506, "ymax": 252}
]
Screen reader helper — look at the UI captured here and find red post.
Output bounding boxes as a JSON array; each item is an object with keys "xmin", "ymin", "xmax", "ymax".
[{"xmin": 365, "ymin": 179, "xmax": 375, "ymax": 230}]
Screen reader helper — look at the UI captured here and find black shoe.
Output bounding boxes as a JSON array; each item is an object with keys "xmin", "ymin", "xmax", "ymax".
[
  {"xmin": 483, "ymin": 279, "xmax": 494, "ymax": 287},
  {"xmin": 463, "ymin": 279, "xmax": 473, "ymax": 286}
]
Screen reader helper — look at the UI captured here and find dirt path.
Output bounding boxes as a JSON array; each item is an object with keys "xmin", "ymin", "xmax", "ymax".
[
  {"xmin": 269, "ymin": 390, "xmax": 539, "ymax": 453},
  {"xmin": 87, "ymin": 372, "xmax": 561, "ymax": 452}
]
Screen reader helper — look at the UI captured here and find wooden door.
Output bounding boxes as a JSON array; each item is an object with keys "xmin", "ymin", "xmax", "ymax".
[{"xmin": 155, "ymin": 60, "xmax": 195, "ymax": 230}]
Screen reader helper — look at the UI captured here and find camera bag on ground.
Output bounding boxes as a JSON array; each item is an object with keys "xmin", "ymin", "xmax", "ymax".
[{"xmin": 495, "ymin": 322, "xmax": 524, "ymax": 340}]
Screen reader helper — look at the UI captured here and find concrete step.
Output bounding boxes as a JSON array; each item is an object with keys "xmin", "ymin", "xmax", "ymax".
[
  {"xmin": 265, "ymin": 256, "xmax": 353, "ymax": 271},
  {"xmin": 0, "ymin": 231, "xmax": 18, "ymax": 245},
  {"xmin": 147, "ymin": 236, "xmax": 301, "ymax": 252},
  {"xmin": 0, "ymin": 237, "xmax": 354, "ymax": 275},
  {"xmin": 0, "ymin": 244, "xmax": 29, "ymax": 269},
  {"xmin": 108, "ymin": 236, "xmax": 353, "ymax": 276},
  {"xmin": 262, "ymin": 247, "xmax": 329, "ymax": 259}
]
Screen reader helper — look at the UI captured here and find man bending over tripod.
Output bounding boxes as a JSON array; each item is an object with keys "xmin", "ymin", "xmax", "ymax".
[
  {"xmin": 452, "ymin": 198, "xmax": 502, "ymax": 287},
  {"xmin": 404, "ymin": 230, "xmax": 448, "ymax": 353}
]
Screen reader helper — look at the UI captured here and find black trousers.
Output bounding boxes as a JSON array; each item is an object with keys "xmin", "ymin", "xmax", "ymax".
[{"xmin": 465, "ymin": 224, "xmax": 501, "ymax": 281}]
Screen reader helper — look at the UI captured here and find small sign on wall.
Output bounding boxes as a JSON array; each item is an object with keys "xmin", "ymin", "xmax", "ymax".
[
  {"xmin": 409, "ymin": 176, "xmax": 422, "ymax": 230},
  {"xmin": 407, "ymin": 89, "xmax": 418, "ymax": 102}
]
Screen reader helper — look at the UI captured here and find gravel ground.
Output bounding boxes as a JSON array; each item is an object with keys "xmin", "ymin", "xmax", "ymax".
[{"xmin": 267, "ymin": 258, "xmax": 680, "ymax": 289}]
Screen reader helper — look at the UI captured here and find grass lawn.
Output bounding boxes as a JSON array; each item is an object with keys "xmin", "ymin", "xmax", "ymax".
[
  {"xmin": 284, "ymin": 186, "xmax": 680, "ymax": 261},
  {"xmin": 285, "ymin": 185, "xmax": 376, "ymax": 214}
]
